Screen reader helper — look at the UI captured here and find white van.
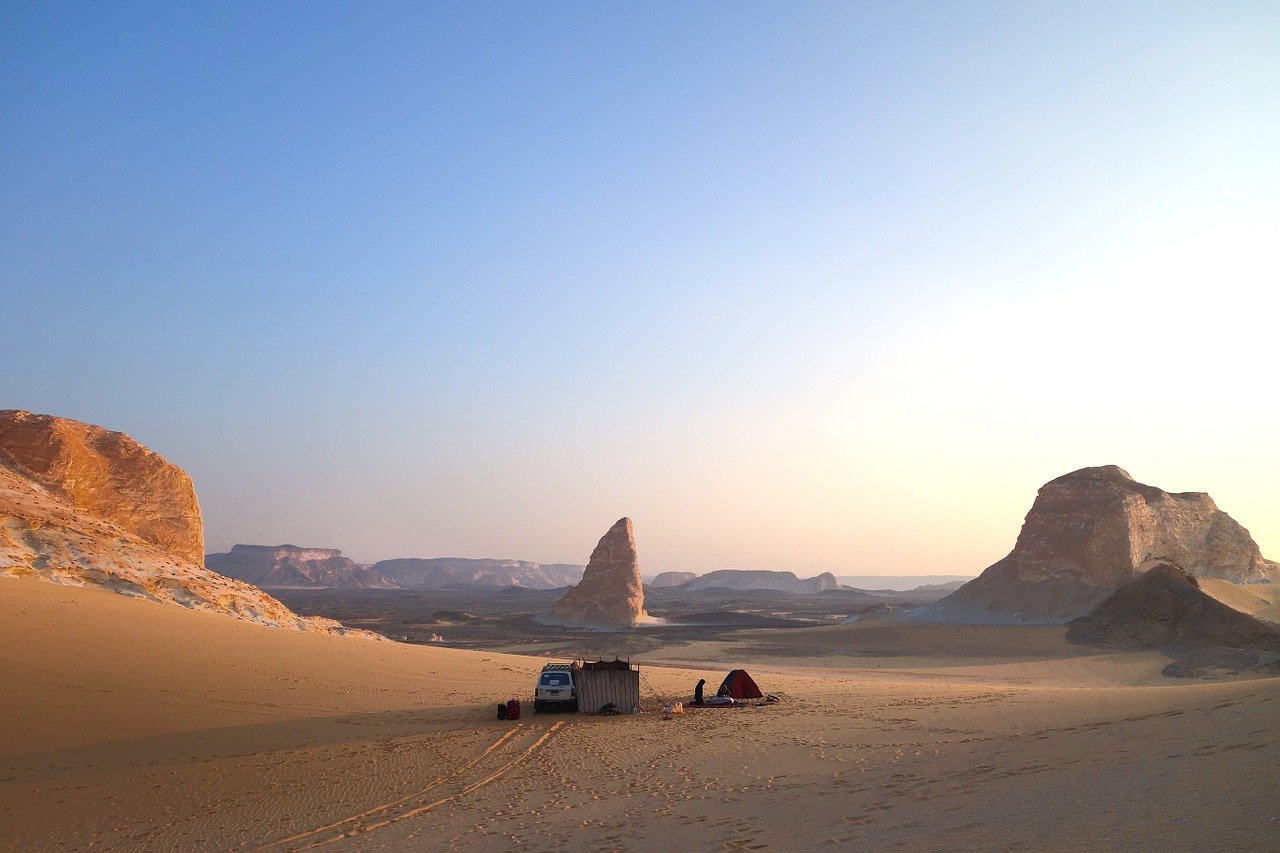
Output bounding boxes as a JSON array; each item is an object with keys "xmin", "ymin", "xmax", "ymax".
[{"xmin": 533, "ymin": 663, "xmax": 577, "ymax": 713}]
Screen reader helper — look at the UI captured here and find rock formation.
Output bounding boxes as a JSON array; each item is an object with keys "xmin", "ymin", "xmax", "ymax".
[
  {"xmin": 374, "ymin": 557, "xmax": 582, "ymax": 590},
  {"xmin": 649, "ymin": 571, "xmax": 696, "ymax": 588},
  {"xmin": 0, "ymin": 410, "xmax": 368, "ymax": 634},
  {"xmin": 0, "ymin": 410, "xmax": 203, "ymax": 563},
  {"xmin": 681, "ymin": 569, "xmax": 840, "ymax": 594},
  {"xmin": 920, "ymin": 466, "xmax": 1280, "ymax": 625},
  {"xmin": 1066, "ymin": 563, "xmax": 1280, "ymax": 651},
  {"xmin": 551, "ymin": 517, "xmax": 648, "ymax": 626},
  {"xmin": 206, "ymin": 544, "xmax": 396, "ymax": 589}
]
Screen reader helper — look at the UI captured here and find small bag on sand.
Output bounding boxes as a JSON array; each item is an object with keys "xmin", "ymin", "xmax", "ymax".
[{"xmin": 496, "ymin": 702, "xmax": 507, "ymax": 720}]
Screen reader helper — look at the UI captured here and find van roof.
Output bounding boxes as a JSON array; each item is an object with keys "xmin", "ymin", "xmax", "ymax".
[{"xmin": 540, "ymin": 663, "xmax": 575, "ymax": 672}]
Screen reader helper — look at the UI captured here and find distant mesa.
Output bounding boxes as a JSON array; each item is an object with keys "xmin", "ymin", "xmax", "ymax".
[
  {"xmin": 679, "ymin": 569, "xmax": 840, "ymax": 594},
  {"xmin": 206, "ymin": 544, "xmax": 396, "ymax": 589},
  {"xmin": 649, "ymin": 569, "xmax": 840, "ymax": 594},
  {"xmin": 907, "ymin": 580, "xmax": 968, "ymax": 593},
  {"xmin": 1066, "ymin": 562, "xmax": 1280, "ymax": 651},
  {"xmin": 374, "ymin": 557, "xmax": 583, "ymax": 590},
  {"xmin": 836, "ymin": 575, "xmax": 975, "ymax": 592},
  {"xmin": 550, "ymin": 517, "xmax": 650, "ymax": 627},
  {"xmin": 0, "ymin": 410, "xmax": 367, "ymax": 635},
  {"xmin": 920, "ymin": 466, "xmax": 1280, "ymax": 625}
]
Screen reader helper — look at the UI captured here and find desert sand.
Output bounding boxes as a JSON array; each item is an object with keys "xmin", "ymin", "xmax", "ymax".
[{"xmin": 3, "ymin": 576, "xmax": 1278, "ymax": 851}]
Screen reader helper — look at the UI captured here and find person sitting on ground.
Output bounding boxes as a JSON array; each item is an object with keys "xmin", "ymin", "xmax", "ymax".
[
  {"xmin": 717, "ymin": 681, "xmax": 730, "ymax": 698},
  {"xmin": 692, "ymin": 678, "xmax": 705, "ymax": 706}
]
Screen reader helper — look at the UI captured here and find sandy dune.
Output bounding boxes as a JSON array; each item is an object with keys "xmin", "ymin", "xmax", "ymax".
[
  {"xmin": 1201, "ymin": 579, "xmax": 1280, "ymax": 623},
  {"xmin": 3, "ymin": 576, "xmax": 1279, "ymax": 850}
]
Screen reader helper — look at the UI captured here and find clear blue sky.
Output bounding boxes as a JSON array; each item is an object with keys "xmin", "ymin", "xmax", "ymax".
[{"xmin": 4, "ymin": 2, "xmax": 1278, "ymax": 573}]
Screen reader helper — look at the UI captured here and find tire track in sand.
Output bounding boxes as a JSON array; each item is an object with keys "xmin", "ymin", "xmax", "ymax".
[{"xmin": 257, "ymin": 721, "xmax": 566, "ymax": 851}]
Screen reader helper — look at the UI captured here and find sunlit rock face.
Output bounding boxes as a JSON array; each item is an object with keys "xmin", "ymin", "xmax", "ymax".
[
  {"xmin": 920, "ymin": 466, "xmax": 1279, "ymax": 625},
  {"xmin": 552, "ymin": 517, "xmax": 648, "ymax": 626},
  {"xmin": 207, "ymin": 544, "xmax": 397, "ymax": 589},
  {"xmin": 0, "ymin": 410, "xmax": 367, "ymax": 634},
  {"xmin": 0, "ymin": 409, "xmax": 203, "ymax": 563}
]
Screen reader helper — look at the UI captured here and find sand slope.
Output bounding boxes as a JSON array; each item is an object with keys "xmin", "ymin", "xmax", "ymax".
[
  {"xmin": 1067, "ymin": 565, "xmax": 1280, "ymax": 651},
  {"xmin": 1200, "ymin": 578, "xmax": 1280, "ymax": 623},
  {"xmin": 2, "ymin": 577, "xmax": 1279, "ymax": 851}
]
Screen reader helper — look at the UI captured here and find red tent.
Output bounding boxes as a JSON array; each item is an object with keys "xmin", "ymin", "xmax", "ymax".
[{"xmin": 717, "ymin": 669, "xmax": 762, "ymax": 700}]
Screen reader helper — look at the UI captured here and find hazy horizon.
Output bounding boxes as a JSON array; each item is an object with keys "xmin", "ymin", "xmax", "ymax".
[
  {"xmin": 5, "ymin": 3, "xmax": 1278, "ymax": 577},
  {"xmin": 200, "ymin": 541, "xmax": 976, "ymax": 586}
]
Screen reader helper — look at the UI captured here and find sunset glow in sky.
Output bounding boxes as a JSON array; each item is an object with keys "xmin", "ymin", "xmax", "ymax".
[{"xmin": 4, "ymin": 3, "xmax": 1278, "ymax": 575}]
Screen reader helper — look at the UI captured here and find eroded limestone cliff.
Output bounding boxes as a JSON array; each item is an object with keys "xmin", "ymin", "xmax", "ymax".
[
  {"xmin": 920, "ymin": 466, "xmax": 1279, "ymax": 625},
  {"xmin": 0, "ymin": 411, "xmax": 368, "ymax": 634},
  {"xmin": 0, "ymin": 410, "xmax": 203, "ymax": 563}
]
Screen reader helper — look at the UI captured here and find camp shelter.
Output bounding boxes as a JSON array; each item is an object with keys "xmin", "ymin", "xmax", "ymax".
[
  {"xmin": 718, "ymin": 669, "xmax": 762, "ymax": 700},
  {"xmin": 575, "ymin": 658, "xmax": 640, "ymax": 714}
]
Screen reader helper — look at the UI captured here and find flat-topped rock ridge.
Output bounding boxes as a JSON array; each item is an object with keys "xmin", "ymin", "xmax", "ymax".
[
  {"xmin": 681, "ymin": 569, "xmax": 840, "ymax": 593},
  {"xmin": 206, "ymin": 544, "xmax": 395, "ymax": 589}
]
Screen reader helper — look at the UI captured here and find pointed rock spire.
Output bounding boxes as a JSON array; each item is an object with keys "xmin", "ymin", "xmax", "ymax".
[{"xmin": 552, "ymin": 517, "xmax": 648, "ymax": 626}]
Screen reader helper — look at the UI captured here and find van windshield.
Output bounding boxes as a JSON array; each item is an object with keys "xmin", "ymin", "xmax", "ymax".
[{"xmin": 540, "ymin": 673, "xmax": 570, "ymax": 687}]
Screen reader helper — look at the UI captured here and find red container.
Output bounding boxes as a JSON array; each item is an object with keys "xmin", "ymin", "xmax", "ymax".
[{"xmin": 505, "ymin": 698, "xmax": 521, "ymax": 721}]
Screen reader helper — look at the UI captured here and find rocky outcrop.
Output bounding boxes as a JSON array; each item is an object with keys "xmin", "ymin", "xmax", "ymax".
[
  {"xmin": 920, "ymin": 466, "xmax": 1280, "ymax": 625},
  {"xmin": 207, "ymin": 544, "xmax": 396, "ymax": 589},
  {"xmin": 551, "ymin": 518, "xmax": 648, "ymax": 626},
  {"xmin": 1066, "ymin": 563, "xmax": 1280, "ymax": 650},
  {"xmin": 0, "ymin": 410, "xmax": 203, "ymax": 563},
  {"xmin": 374, "ymin": 557, "xmax": 582, "ymax": 590},
  {"xmin": 649, "ymin": 571, "xmax": 696, "ymax": 588},
  {"xmin": 0, "ymin": 411, "xmax": 369, "ymax": 635},
  {"xmin": 680, "ymin": 569, "xmax": 841, "ymax": 594}
]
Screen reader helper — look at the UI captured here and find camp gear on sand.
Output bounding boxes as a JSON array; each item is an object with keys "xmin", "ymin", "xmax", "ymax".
[
  {"xmin": 496, "ymin": 702, "xmax": 507, "ymax": 720},
  {"xmin": 506, "ymin": 698, "xmax": 521, "ymax": 720},
  {"xmin": 704, "ymin": 695, "xmax": 734, "ymax": 706},
  {"xmin": 598, "ymin": 702, "xmax": 621, "ymax": 716},
  {"xmin": 574, "ymin": 659, "xmax": 640, "ymax": 714},
  {"xmin": 717, "ymin": 669, "xmax": 763, "ymax": 700}
]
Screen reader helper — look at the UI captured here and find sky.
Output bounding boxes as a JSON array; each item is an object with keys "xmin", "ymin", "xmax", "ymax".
[{"xmin": 3, "ymin": 2, "xmax": 1278, "ymax": 576}]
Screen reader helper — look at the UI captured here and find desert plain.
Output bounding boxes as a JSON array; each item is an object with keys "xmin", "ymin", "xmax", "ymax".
[{"xmin": 4, "ymin": 577, "xmax": 1278, "ymax": 851}]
